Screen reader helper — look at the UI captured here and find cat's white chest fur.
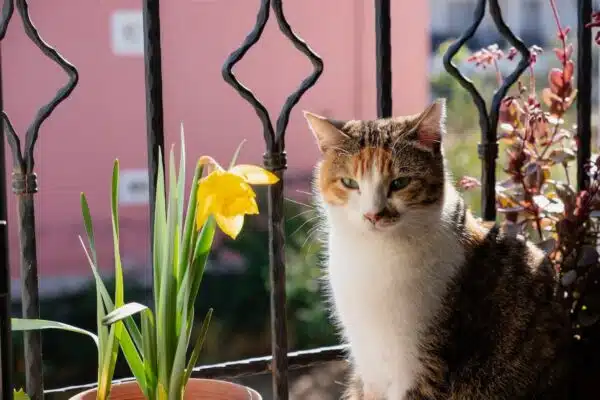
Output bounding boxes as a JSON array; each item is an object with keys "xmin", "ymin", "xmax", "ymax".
[{"xmin": 326, "ymin": 216, "xmax": 464, "ymax": 398}]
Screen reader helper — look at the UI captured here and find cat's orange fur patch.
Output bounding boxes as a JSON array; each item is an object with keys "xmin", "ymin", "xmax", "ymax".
[
  {"xmin": 317, "ymin": 158, "xmax": 349, "ymax": 206},
  {"xmin": 318, "ymin": 147, "xmax": 394, "ymax": 206}
]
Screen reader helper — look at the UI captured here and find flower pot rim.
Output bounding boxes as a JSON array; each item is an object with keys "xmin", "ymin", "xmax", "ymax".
[{"xmin": 68, "ymin": 377, "xmax": 262, "ymax": 399}]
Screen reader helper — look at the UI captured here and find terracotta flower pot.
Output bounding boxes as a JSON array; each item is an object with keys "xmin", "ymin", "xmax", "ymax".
[{"xmin": 69, "ymin": 378, "xmax": 262, "ymax": 400}]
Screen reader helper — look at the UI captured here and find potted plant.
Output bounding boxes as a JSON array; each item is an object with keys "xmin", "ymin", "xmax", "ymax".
[
  {"xmin": 12, "ymin": 128, "xmax": 276, "ymax": 399},
  {"xmin": 73, "ymin": 129, "xmax": 275, "ymax": 399},
  {"xmin": 458, "ymin": 4, "xmax": 600, "ymax": 392}
]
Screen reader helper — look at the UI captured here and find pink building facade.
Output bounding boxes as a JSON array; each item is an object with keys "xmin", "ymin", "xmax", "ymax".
[{"xmin": 3, "ymin": 0, "xmax": 429, "ymax": 295}]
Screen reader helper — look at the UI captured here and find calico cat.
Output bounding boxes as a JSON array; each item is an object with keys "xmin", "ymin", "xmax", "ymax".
[{"xmin": 303, "ymin": 99, "xmax": 573, "ymax": 399}]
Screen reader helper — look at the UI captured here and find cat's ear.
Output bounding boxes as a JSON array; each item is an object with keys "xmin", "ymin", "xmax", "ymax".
[
  {"xmin": 303, "ymin": 111, "xmax": 349, "ymax": 153},
  {"xmin": 412, "ymin": 98, "xmax": 446, "ymax": 152}
]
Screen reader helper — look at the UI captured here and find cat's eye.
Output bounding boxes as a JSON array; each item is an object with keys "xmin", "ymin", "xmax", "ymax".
[
  {"xmin": 340, "ymin": 177, "xmax": 359, "ymax": 190},
  {"xmin": 389, "ymin": 177, "xmax": 411, "ymax": 192}
]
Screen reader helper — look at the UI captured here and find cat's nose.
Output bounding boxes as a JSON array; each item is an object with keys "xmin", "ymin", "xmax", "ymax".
[{"xmin": 363, "ymin": 211, "xmax": 383, "ymax": 223}]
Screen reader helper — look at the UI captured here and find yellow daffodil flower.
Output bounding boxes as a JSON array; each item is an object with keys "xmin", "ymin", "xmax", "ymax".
[
  {"xmin": 13, "ymin": 389, "xmax": 30, "ymax": 400},
  {"xmin": 196, "ymin": 156, "xmax": 279, "ymax": 239}
]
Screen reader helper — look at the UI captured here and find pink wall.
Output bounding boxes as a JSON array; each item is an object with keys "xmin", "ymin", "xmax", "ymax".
[{"xmin": 3, "ymin": 0, "xmax": 429, "ymax": 283}]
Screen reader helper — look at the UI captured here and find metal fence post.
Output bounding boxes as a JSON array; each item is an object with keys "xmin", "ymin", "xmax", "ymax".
[
  {"xmin": 221, "ymin": 1, "xmax": 323, "ymax": 397},
  {"xmin": 0, "ymin": 39, "xmax": 13, "ymax": 400},
  {"xmin": 375, "ymin": 0, "xmax": 392, "ymax": 118},
  {"xmin": 0, "ymin": 1, "xmax": 78, "ymax": 398},
  {"xmin": 443, "ymin": 0, "xmax": 530, "ymax": 221},
  {"xmin": 577, "ymin": 0, "xmax": 592, "ymax": 191},
  {"xmin": 142, "ymin": 0, "xmax": 165, "ymax": 241}
]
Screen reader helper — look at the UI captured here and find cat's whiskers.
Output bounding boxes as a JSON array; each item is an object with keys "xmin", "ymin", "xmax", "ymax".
[
  {"xmin": 284, "ymin": 196, "xmax": 314, "ymax": 209},
  {"xmin": 289, "ymin": 215, "xmax": 320, "ymax": 238},
  {"xmin": 302, "ymin": 222, "xmax": 326, "ymax": 253},
  {"xmin": 288, "ymin": 208, "xmax": 316, "ymax": 222}
]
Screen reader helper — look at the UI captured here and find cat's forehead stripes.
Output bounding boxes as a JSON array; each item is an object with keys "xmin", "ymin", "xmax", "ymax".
[
  {"xmin": 342, "ymin": 118, "xmax": 415, "ymax": 149},
  {"xmin": 352, "ymin": 147, "xmax": 393, "ymax": 178}
]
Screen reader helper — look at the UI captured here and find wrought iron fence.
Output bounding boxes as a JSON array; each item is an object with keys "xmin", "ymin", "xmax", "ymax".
[{"xmin": 0, "ymin": 0, "xmax": 594, "ymax": 399}]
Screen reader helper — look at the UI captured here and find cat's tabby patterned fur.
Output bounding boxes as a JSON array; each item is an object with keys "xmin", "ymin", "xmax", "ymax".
[{"xmin": 303, "ymin": 99, "xmax": 573, "ymax": 399}]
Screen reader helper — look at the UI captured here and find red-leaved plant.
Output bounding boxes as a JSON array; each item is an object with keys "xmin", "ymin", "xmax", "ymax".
[{"xmin": 459, "ymin": 0, "xmax": 600, "ymax": 337}]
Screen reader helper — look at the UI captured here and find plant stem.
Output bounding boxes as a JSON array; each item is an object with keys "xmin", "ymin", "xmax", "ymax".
[
  {"xmin": 493, "ymin": 58, "xmax": 503, "ymax": 87},
  {"xmin": 564, "ymin": 163, "xmax": 571, "ymax": 186},
  {"xmin": 539, "ymin": 0, "xmax": 570, "ymax": 161},
  {"xmin": 529, "ymin": 64, "xmax": 536, "ymax": 95},
  {"xmin": 549, "ymin": 0, "xmax": 565, "ymax": 40}
]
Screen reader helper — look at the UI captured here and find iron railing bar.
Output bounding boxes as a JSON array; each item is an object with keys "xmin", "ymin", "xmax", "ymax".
[
  {"xmin": 16, "ymin": 0, "xmax": 78, "ymax": 173},
  {"xmin": 0, "ymin": 0, "xmax": 13, "ymax": 40},
  {"xmin": 265, "ymin": 2, "xmax": 324, "ymax": 398},
  {"xmin": 11, "ymin": 0, "xmax": 78, "ymax": 400},
  {"xmin": 221, "ymin": 0, "xmax": 274, "ymax": 149},
  {"xmin": 43, "ymin": 345, "xmax": 349, "ymax": 395},
  {"xmin": 221, "ymin": 1, "xmax": 280, "ymax": 396},
  {"xmin": 442, "ymin": 0, "xmax": 493, "ymax": 219},
  {"xmin": 142, "ymin": 0, "xmax": 166, "ymax": 249},
  {"xmin": 15, "ymin": 170, "xmax": 43, "ymax": 400},
  {"xmin": 3, "ymin": 115, "xmax": 24, "ymax": 169},
  {"xmin": 221, "ymin": 1, "xmax": 323, "ymax": 398},
  {"xmin": 0, "ymin": 0, "xmax": 19, "ymax": 173},
  {"xmin": 484, "ymin": 0, "xmax": 530, "ymax": 222},
  {"xmin": 442, "ymin": 0, "xmax": 489, "ymax": 136},
  {"xmin": 271, "ymin": 0, "xmax": 324, "ymax": 146},
  {"xmin": 265, "ymin": 169, "xmax": 288, "ymax": 400},
  {"xmin": 577, "ymin": 0, "xmax": 592, "ymax": 191},
  {"xmin": 443, "ymin": 0, "xmax": 530, "ymax": 221},
  {"xmin": 374, "ymin": 0, "xmax": 392, "ymax": 118},
  {"xmin": 0, "ymin": 1, "xmax": 14, "ymax": 397},
  {"xmin": 1, "ymin": 1, "xmax": 81, "ymax": 397},
  {"xmin": 192, "ymin": 343, "xmax": 347, "ymax": 379},
  {"xmin": 0, "ymin": 44, "xmax": 13, "ymax": 400},
  {"xmin": 487, "ymin": 1, "xmax": 530, "ymax": 135}
]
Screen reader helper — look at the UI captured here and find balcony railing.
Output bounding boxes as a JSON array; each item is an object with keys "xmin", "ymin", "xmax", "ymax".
[{"xmin": 0, "ymin": 0, "xmax": 595, "ymax": 399}]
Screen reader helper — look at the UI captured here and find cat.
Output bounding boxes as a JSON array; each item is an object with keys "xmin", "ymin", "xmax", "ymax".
[{"xmin": 303, "ymin": 99, "xmax": 574, "ymax": 399}]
